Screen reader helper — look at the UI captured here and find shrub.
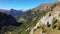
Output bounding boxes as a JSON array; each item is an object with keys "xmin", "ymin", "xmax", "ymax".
[
  {"xmin": 59, "ymin": 13, "xmax": 60, "ymax": 16},
  {"xmin": 42, "ymin": 26, "xmax": 46, "ymax": 33},
  {"xmin": 53, "ymin": 25, "xmax": 57, "ymax": 29},
  {"xmin": 58, "ymin": 26, "xmax": 60, "ymax": 30},
  {"xmin": 49, "ymin": 13, "xmax": 51, "ymax": 16},
  {"xmin": 37, "ymin": 26, "xmax": 41, "ymax": 29},
  {"xmin": 42, "ymin": 30, "xmax": 45, "ymax": 33},
  {"xmin": 57, "ymin": 2, "xmax": 60, "ymax": 6},
  {"xmin": 52, "ymin": 18, "xmax": 57, "ymax": 25},
  {"xmin": 47, "ymin": 22, "xmax": 51, "ymax": 27}
]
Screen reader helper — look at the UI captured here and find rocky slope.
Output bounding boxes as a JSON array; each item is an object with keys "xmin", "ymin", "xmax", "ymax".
[
  {"xmin": 29, "ymin": 2, "xmax": 60, "ymax": 34},
  {"xmin": 31, "ymin": 2, "xmax": 55, "ymax": 12},
  {"xmin": 15, "ymin": 1, "xmax": 58, "ymax": 34}
]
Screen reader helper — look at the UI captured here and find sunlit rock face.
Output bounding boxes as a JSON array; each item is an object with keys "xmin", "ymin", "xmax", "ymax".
[{"xmin": 40, "ymin": 10, "xmax": 60, "ymax": 25}]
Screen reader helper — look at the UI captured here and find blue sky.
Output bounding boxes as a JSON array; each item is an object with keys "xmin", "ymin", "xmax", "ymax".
[{"xmin": 0, "ymin": 0, "xmax": 56, "ymax": 10}]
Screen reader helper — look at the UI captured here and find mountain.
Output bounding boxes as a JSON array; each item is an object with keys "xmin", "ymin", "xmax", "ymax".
[
  {"xmin": 9, "ymin": 9, "xmax": 23, "ymax": 18},
  {"xmin": 1, "ymin": 1, "xmax": 60, "ymax": 34},
  {"xmin": 0, "ymin": 9, "xmax": 23, "ymax": 18},
  {"xmin": 0, "ymin": 12, "xmax": 23, "ymax": 34},
  {"xmin": 18, "ymin": 2, "xmax": 56, "ymax": 23},
  {"xmin": 14, "ymin": 1, "xmax": 60, "ymax": 34},
  {"xmin": 15, "ymin": 2, "xmax": 58, "ymax": 34},
  {"xmin": 31, "ymin": 2, "xmax": 55, "ymax": 12},
  {"xmin": 30, "ymin": 2, "xmax": 60, "ymax": 34}
]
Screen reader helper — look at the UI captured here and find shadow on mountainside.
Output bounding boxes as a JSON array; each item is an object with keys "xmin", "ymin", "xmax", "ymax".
[{"xmin": 0, "ymin": 12, "xmax": 23, "ymax": 34}]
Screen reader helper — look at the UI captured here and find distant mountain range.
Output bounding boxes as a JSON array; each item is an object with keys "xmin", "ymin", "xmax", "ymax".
[{"xmin": 0, "ymin": 9, "xmax": 23, "ymax": 18}]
